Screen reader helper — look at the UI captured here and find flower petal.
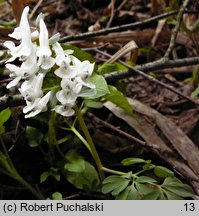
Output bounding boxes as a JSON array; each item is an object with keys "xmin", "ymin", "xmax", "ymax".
[{"xmin": 53, "ymin": 105, "xmax": 74, "ymax": 116}]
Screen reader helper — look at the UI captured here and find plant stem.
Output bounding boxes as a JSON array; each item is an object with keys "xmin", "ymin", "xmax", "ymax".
[
  {"xmin": 74, "ymin": 105, "xmax": 104, "ymax": 181},
  {"xmin": 101, "ymin": 166, "xmax": 137, "ymax": 179},
  {"xmin": 71, "ymin": 126, "xmax": 92, "ymax": 153},
  {"xmin": 0, "ymin": 136, "xmax": 44, "ymax": 199}
]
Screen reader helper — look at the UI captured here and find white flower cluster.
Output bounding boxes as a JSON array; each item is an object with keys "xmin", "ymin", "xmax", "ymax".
[{"xmin": 4, "ymin": 6, "xmax": 96, "ymax": 118}]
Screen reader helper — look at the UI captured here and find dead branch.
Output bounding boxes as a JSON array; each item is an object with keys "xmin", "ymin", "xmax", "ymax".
[
  {"xmin": 59, "ymin": 10, "xmax": 179, "ymax": 43},
  {"xmin": 164, "ymin": 0, "xmax": 191, "ymax": 59}
]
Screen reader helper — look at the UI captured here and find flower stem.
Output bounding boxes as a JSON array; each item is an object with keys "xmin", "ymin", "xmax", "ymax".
[{"xmin": 74, "ymin": 105, "xmax": 104, "ymax": 181}]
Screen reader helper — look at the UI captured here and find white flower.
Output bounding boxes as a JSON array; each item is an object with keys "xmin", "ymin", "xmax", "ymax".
[
  {"xmin": 61, "ymin": 77, "xmax": 82, "ymax": 93},
  {"xmin": 53, "ymin": 105, "xmax": 75, "ymax": 117},
  {"xmin": 36, "ymin": 18, "xmax": 55, "ymax": 70},
  {"xmin": 72, "ymin": 57, "xmax": 95, "ymax": 89},
  {"xmin": 19, "ymin": 73, "xmax": 44, "ymax": 101},
  {"xmin": 24, "ymin": 91, "xmax": 51, "ymax": 118},
  {"xmin": 5, "ymin": 6, "xmax": 34, "ymax": 62},
  {"xmin": 53, "ymin": 42, "xmax": 76, "ymax": 79},
  {"xmin": 56, "ymin": 77, "xmax": 82, "ymax": 106},
  {"xmin": 6, "ymin": 45, "xmax": 39, "ymax": 89}
]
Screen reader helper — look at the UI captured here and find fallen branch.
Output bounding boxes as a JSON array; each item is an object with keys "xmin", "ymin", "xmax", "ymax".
[
  {"xmin": 105, "ymin": 56, "xmax": 199, "ymax": 82},
  {"xmin": 96, "ymin": 49, "xmax": 199, "ymax": 106},
  {"xmin": 59, "ymin": 10, "xmax": 179, "ymax": 43},
  {"xmin": 1, "ymin": 56, "xmax": 199, "ymax": 111}
]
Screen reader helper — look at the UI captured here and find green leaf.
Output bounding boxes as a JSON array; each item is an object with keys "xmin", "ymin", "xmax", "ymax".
[
  {"xmin": 164, "ymin": 190, "xmax": 183, "ymax": 200},
  {"xmin": 142, "ymin": 163, "xmax": 155, "ymax": 171},
  {"xmin": 52, "ymin": 192, "xmax": 63, "ymax": 200},
  {"xmin": 191, "ymin": 86, "xmax": 199, "ymax": 98},
  {"xmin": 154, "ymin": 166, "xmax": 174, "ymax": 178},
  {"xmin": 122, "ymin": 158, "xmax": 146, "ymax": 166},
  {"xmin": 162, "ymin": 177, "xmax": 194, "ymax": 198},
  {"xmin": 157, "ymin": 190, "xmax": 167, "ymax": 200},
  {"xmin": 142, "ymin": 190, "xmax": 161, "ymax": 200},
  {"xmin": 40, "ymin": 168, "xmax": 60, "ymax": 183},
  {"xmin": 64, "ymin": 159, "xmax": 100, "ymax": 192},
  {"xmin": 40, "ymin": 171, "xmax": 50, "ymax": 183},
  {"xmin": 0, "ymin": 108, "xmax": 11, "ymax": 128},
  {"xmin": 105, "ymin": 85, "xmax": 132, "ymax": 115},
  {"xmin": 84, "ymin": 99, "xmax": 103, "ymax": 109},
  {"xmin": 65, "ymin": 149, "xmax": 83, "ymax": 162},
  {"xmin": 102, "ymin": 175, "xmax": 130, "ymax": 196},
  {"xmin": 25, "ymin": 126, "xmax": 44, "ymax": 147},
  {"xmin": 116, "ymin": 185, "xmax": 141, "ymax": 200},
  {"xmin": 89, "ymin": 74, "xmax": 110, "ymax": 99},
  {"xmin": 62, "ymin": 44, "xmax": 94, "ymax": 62},
  {"xmin": 98, "ymin": 62, "xmax": 127, "ymax": 75},
  {"xmin": 135, "ymin": 182, "xmax": 156, "ymax": 196},
  {"xmin": 136, "ymin": 176, "xmax": 157, "ymax": 184},
  {"xmin": 64, "ymin": 158, "xmax": 85, "ymax": 172}
]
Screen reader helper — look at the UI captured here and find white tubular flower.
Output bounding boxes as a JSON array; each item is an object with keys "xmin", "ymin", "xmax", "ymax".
[
  {"xmin": 53, "ymin": 104, "xmax": 75, "ymax": 117},
  {"xmin": 36, "ymin": 18, "xmax": 55, "ymax": 70},
  {"xmin": 19, "ymin": 73, "xmax": 44, "ymax": 101},
  {"xmin": 53, "ymin": 42, "xmax": 76, "ymax": 79},
  {"xmin": 24, "ymin": 91, "xmax": 51, "ymax": 118},
  {"xmin": 6, "ymin": 64, "xmax": 24, "ymax": 88},
  {"xmin": 5, "ymin": 6, "xmax": 34, "ymax": 62},
  {"xmin": 6, "ymin": 45, "xmax": 39, "ymax": 89},
  {"xmin": 56, "ymin": 78, "xmax": 82, "ymax": 106},
  {"xmin": 72, "ymin": 57, "xmax": 95, "ymax": 89}
]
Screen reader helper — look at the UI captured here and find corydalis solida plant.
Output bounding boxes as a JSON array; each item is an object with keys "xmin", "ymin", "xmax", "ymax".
[{"xmin": 4, "ymin": 6, "xmax": 96, "ymax": 118}]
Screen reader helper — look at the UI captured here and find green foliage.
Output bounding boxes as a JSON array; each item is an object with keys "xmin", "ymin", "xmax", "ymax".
[
  {"xmin": 98, "ymin": 62, "xmax": 127, "ymax": 75},
  {"xmin": 62, "ymin": 44, "xmax": 94, "ymax": 62},
  {"xmin": 154, "ymin": 166, "xmax": 174, "ymax": 178},
  {"xmin": 40, "ymin": 168, "xmax": 60, "ymax": 183},
  {"xmin": 102, "ymin": 173, "xmax": 131, "ymax": 196},
  {"xmin": 122, "ymin": 157, "xmax": 148, "ymax": 165},
  {"xmin": 0, "ymin": 108, "xmax": 11, "ymax": 134},
  {"xmin": 105, "ymin": 85, "xmax": 132, "ymax": 115},
  {"xmin": 161, "ymin": 177, "xmax": 194, "ymax": 197},
  {"xmin": 84, "ymin": 99, "xmax": 103, "ymax": 109},
  {"xmin": 52, "ymin": 192, "xmax": 63, "ymax": 200},
  {"xmin": 191, "ymin": 87, "xmax": 199, "ymax": 98},
  {"xmin": 63, "ymin": 151, "xmax": 100, "ymax": 192},
  {"xmin": 102, "ymin": 157, "xmax": 194, "ymax": 200},
  {"xmin": 89, "ymin": 74, "xmax": 110, "ymax": 98}
]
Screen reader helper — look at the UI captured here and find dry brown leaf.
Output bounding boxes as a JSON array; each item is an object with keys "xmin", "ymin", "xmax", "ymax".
[
  {"xmin": 104, "ymin": 99, "xmax": 199, "ymax": 194},
  {"xmin": 12, "ymin": 0, "xmax": 30, "ymax": 24}
]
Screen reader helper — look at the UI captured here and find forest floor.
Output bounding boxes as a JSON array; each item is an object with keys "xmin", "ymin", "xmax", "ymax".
[{"xmin": 0, "ymin": 0, "xmax": 199, "ymax": 199}]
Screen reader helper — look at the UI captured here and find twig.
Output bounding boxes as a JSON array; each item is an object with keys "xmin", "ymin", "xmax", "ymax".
[
  {"xmin": 106, "ymin": 0, "xmax": 116, "ymax": 28},
  {"xmin": 29, "ymin": 0, "xmax": 44, "ymax": 19},
  {"xmin": 96, "ymin": 49, "xmax": 199, "ymax": 106},
  {"xmin": 1, "ymin": 56, "xmax": 199, "ymax": 111},
  {"xmin": 87, "ymin": 112, "xmax": 162, "ymax": 152},
  {"xmin": 164, "ymin": 0, "xmax": 191, "ymax": 59},
  {"xmin": 59, "ymin": 10, "xmax": 179, "ymax": 43},
  {"xmin": 105, "ymin": 56, "xmax": 199, "ymax": 82}
]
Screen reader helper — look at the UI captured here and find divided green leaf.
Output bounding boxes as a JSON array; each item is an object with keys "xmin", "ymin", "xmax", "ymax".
[
  {"xmin": 122, "ymin": 158, "xmax": 146, "ymax": 166},
  {"xmin": 154, "ymin": 166, "xmax": 174, "ymax": 178},
  {"xmin": 102, "ymin": 175, "xmax": 130, "ymax": 196},
  {"xmin": 161, "ymin": 177, "xmax": 194, "ymax": 198}
]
